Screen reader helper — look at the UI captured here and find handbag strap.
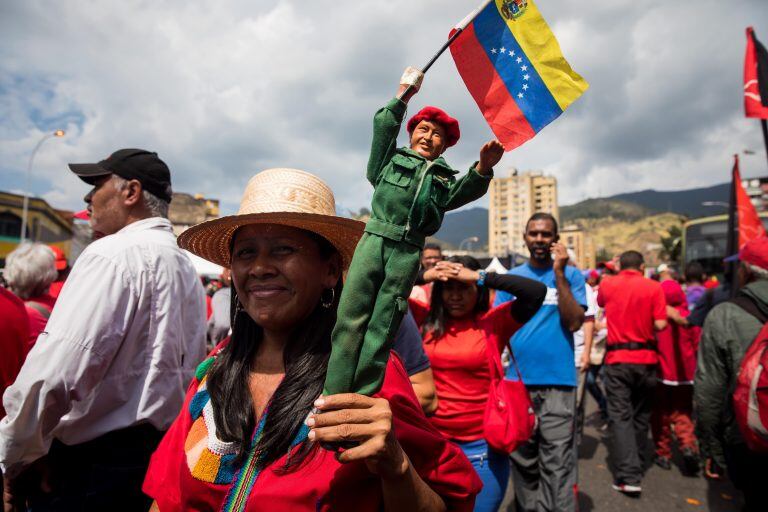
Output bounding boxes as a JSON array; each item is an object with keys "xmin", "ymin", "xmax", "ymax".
[
  {"xmin": 480, "ymin": 318, "xmax": 524, "ymax": 383},
  {"xmin": 504, "ymin": 339, "xmax": 525, "ymax": 382}
]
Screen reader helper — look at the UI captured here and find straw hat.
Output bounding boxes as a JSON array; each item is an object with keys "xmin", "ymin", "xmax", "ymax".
[{"xmin": 178, "ymin": 168, "xmax": 364, "ymax": 268}]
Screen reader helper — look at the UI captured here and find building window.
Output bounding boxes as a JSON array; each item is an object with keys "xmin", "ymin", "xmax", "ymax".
[{"xmin": 0, "ymin": 211, "xmax": 22, "ymax": 238}]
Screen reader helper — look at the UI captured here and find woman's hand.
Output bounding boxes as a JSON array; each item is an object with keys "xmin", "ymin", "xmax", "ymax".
[
  {"xmin": 307, "ymin": 394, "xmax": 409, "ymax": 480},
  {"xmin": 422, "ymin": 261, "xmax": 462, "ymax": 283},
  {"xmin": 451, "ymin": 267, "xmax": 481, "ymax": 284}
]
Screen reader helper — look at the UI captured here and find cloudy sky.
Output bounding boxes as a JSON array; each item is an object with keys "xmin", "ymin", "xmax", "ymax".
[{"xmin": 1, "ymin": 0, "xmax": 766, "ymax": 216}]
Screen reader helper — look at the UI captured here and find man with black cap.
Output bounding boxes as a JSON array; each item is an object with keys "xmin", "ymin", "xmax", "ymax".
[{"xmin": 0, "ymin": 149, "xmax": 206, "ymax": 511}]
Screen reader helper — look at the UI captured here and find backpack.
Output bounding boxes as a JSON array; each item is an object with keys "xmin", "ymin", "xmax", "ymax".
[{"xmin": 731, "ymin": 295, "xmax": 768, "ymax": 453}]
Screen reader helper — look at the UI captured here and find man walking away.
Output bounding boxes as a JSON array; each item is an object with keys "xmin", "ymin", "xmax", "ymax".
[
  {"xmin": 597, "ymin": 250, "xmax": 667, "ymax": 496},
  {"xmin": 494, "ymin": 212, "xmax": 586, "ymax": 512},
  {"xmin": 695, "ymin": 236, "xmax": 768, "ymax": 511},
  {"xmin": 0, "ymin": 149, "xmax": 207, "ymax": 511}
]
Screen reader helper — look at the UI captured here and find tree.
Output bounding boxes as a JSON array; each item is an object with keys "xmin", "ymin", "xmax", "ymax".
[
  {"xmin": 596, "ymin": 247, "xmax": 611, "ymax": 263},
  {"xmin": 658, "ymin": 225, "xmax": 682, "ymax": 264}
]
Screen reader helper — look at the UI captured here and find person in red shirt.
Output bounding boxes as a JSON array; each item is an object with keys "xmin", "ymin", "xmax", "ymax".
[
  {"xmin": 0, "ymin": 287, "xmax": 30, "ymax": 419},
  {"xmin": 3, "ymin": 243, "xmax": 58, "ymax": 348},
  {"xmin": 597, "ymin": 250, "xmax": 667, "ymax": 496},
  {"xmin": 651, "ymin": 278, "xmax": 700, "ymax": 474},
  {"xmin": 47, "ymin": 245, "xmax": 70, "ymax": 299},
  {"xmin": 410, "ymin": 255, "xmax": 546, "ymax": 512}
]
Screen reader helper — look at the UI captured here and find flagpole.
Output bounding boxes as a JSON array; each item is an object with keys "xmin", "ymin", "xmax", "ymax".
[
  {"xmin": 398, "ymin": 0, "xmax": 494, "ymax": 99},
  {"xmin": 726, "ymin": 154, "xmax": 739, "ymax": 297},
  {"xmin": 761, "ymin": 119, "xmax": 768, "ymax": 169}
]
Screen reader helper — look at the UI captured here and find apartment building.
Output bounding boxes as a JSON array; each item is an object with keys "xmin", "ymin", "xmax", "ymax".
[{"xmin": 488, "ymin": 169, "xmax": 559, "ymax": 258}]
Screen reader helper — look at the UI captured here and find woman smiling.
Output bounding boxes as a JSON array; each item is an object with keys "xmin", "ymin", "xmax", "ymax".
[{"xmin": 142, "ymin": 168, "xmax": 480, "ymax": 511}]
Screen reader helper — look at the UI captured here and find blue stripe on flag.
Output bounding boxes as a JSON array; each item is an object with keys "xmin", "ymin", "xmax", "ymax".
[{"xmin": 473, "ymin": 4, "xmax": 563, "ymax": 132}]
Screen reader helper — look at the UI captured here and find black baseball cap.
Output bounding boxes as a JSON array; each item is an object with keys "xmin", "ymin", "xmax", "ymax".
[{"xmin": 68, "ymin": 148, "xmax": 173, "ymax": 203}]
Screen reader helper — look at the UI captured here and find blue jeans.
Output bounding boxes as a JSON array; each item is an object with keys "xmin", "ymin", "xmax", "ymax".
[{"xmin": 455, "ymin": 438, "xmax": 510, "ymax": 512}]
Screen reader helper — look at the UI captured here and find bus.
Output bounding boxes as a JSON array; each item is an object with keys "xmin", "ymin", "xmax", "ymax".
[{"xmin": 682, "ymin": 212, "xmax": 768, "ymax": 279}]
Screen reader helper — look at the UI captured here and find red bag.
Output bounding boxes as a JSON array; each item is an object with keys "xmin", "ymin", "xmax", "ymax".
[
  {"xmin": 733, "ymin": 322, "xmax": 768, "ymax": 453},
  {"xmin": 483, "ymin": 336, "xmax": 536, "ymax": 454}
]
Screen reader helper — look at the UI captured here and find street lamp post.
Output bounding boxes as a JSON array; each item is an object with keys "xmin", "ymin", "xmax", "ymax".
[
  {"xmin": 20, "ymin": 130, "xmax": 65, "ymax": 242},
  {"xmin": 459, "ymin": 236, "xmax": 480, "ymax": 252}
]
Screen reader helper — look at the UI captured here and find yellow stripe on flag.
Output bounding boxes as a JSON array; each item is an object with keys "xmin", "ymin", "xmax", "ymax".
[{"xmin": 493, "ymin": 0, "xmax": 588, "ymax": 111}]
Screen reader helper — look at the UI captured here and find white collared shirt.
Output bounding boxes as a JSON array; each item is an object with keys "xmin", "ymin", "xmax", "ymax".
[{"xmin": 0, "ymin": 217, "xmax": 207, "ymax": 474}]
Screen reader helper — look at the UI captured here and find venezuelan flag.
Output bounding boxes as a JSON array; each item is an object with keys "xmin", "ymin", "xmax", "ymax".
[{"xmin": 450, "ymin": 0, "xmax": 588, "ymax": 150}]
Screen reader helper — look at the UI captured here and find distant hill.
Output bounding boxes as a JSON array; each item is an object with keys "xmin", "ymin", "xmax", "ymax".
[
  {"xmin": 434, "ymin": 207, "xmax": 488, "ymax": 249},
  {"xmin": 562, "ymin": 182, "xmax": 729, "ymax": 222},
  {"xmin": 605, "ymin": 182, "xmax": 729, "ymax": 219},
  {"xmin": 560, "ymin": 198, "xmax": 654, "ymax": 223},
  {"xmin": 401, "ymin": 182, "xmax": 731, "ymax": 251}
]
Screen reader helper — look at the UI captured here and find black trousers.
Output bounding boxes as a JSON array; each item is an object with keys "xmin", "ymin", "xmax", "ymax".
[
  {"xmin": 604, "ymin": 363, "xmax": 656, "ymax": 486},
  {"xmin": 724, "ymin": 443, "xmax": 768, "ymax": 511},
  {"xmin": 27, "ymin": 423, "xmax": 164, "ymax": 512}
]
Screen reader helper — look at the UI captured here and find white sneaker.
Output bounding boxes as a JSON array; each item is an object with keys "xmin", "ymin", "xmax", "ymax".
[{"xmin": 612, "ymin": 483, "xmax": 642, "ymax": 496}]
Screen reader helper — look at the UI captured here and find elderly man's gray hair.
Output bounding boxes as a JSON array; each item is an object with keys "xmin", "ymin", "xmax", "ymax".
[
  {"xmin": 113, "ymin": 176, "xmax": 169, "ymax": 218},
  {"xmin": 4, "ymin": 242, "xmax": 58, "ymax": 300}
]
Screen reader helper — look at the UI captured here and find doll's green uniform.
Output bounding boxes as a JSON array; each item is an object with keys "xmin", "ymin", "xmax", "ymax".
[{"xmin": 323, "ymin": 98, "xmax": 493, "ymax": 396}]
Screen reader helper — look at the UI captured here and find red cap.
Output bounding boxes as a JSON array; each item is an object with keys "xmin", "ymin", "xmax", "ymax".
[
  {"xmin": 48, "ymin": 245, "xmax": 68, "ymax": 271},
  {"xmin": 740, "ymin": 236, "xmax": 768, "ymax": 270},
  {"xmin": 406, "ymin": 106, "xmax": 460, "ymax": 148}
]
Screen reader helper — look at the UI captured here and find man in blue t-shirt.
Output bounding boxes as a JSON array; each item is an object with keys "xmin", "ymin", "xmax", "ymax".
[{"xmin": 494, "ymin": 212, "xmax": 586, "ymax": 512}]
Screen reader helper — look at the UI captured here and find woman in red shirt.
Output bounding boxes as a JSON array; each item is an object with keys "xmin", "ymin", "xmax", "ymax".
[
  {"xmin": 411, "ymin": 256, "xmax": 546, "ymax": 512},
  {"xmin": 143, "ymin": 169, "xmax": 481, "ymax": 511},
  {"xmin": 4, "ymin": 242, "xmax": 58, "ymax": 348}
]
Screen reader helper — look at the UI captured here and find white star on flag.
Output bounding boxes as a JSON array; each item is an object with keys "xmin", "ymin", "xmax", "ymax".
[
  {"xmin": 521, "ymin": 65, "xmax": 528, "ymax": 71},
  {"xmin": 523, "ymin": 74, "xmax": 530, "ymax": 80},
  {"xmin": 500, "ymin": 46, "xmax": 506, "ymax": 53},
  {"xmin": 517, "ymin": 92, "xmax": 524, "ymax": 98},
  {"xmin": 516, "ymin": 57, "xmax": 522, "ymax": 64},
  {"xmin": 522, "ymin": 84, "xmax": 529, "ymax": 90},
  {"xmin": 491, "ymin": 48, "xmax": 497, "ymax": 54},
  {"xmin": 509, "ymin": 50, "xmax": 515, "ymax": 56}
]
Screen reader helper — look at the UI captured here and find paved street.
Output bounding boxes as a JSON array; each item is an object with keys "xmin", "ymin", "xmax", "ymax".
[{"xmin": 500, "ymin": 396, "xmax": 745, "ymax": 511}]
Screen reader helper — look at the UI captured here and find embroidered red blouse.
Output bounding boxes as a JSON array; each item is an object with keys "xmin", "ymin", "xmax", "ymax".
[{"xmin": 143, "ymin": 348, "xmax": 481, "ymax": 511}]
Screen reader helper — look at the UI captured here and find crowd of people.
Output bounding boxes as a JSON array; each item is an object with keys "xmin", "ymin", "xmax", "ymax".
[{"xmin": 1, "ymin": 70, "xmax": 767, "ymax": 512}]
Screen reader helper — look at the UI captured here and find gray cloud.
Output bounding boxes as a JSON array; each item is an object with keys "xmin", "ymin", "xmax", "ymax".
[{"xmin": 1, "ymin": 0, "xmax": 766, "ymax": 216}]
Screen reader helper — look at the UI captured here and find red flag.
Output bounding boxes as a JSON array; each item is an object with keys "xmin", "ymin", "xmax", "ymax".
[
  {"xmin": 733, "ymin": 155, "xmax": 767, "ymax": 248},
  {"xmin": 745, "ymin": 27, "xmax": 768, "ymax": 119}
]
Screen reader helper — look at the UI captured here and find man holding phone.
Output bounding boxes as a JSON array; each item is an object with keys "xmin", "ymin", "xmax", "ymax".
[{"xmin": 494, "ymin": 212, "xmax": 586, "ymax": 512}]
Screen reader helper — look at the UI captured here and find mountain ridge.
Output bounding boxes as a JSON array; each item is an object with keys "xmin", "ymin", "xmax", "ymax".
[{"xmin": 434, "ymin": 182, "xmax": 730, "ymax": 249}]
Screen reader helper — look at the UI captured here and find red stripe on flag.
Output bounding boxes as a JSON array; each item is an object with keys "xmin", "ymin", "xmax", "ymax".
[
  {"xmin": 450, "ymin": 24, "xmax": 536, "ymax": 151},
  {"xmin": 745, "ymin": 27, "xmax": 768, "ymax": 119}
]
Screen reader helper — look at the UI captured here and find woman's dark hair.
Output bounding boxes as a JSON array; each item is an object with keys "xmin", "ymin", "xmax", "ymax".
[
  {"xmin": 422, "ymin": 255, "xmax": 489, "ymax": 339},
  {"xmin": 684, "ymin": 261, "xmax": 705, "ymax": 283},
  {"xmin": 206, "ymin": 229, "xmax": 341, "ymax": 471}
]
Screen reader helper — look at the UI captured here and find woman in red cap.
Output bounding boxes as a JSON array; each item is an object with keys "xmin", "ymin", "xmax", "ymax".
[{"xmin": 324, "ymin": 67, "xmax": 504, "ymax": 397}]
